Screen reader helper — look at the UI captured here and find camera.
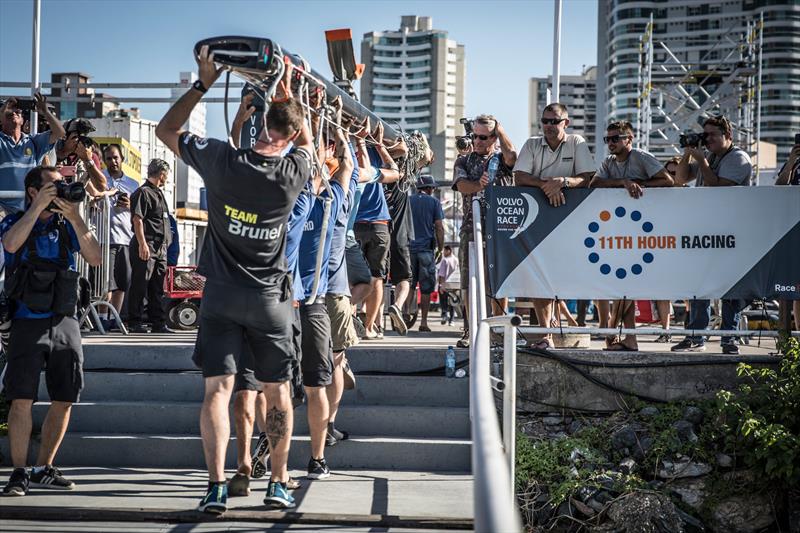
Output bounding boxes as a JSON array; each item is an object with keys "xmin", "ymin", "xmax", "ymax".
[
  {"xmin": 459, "ymin": 117, "xmax": 473, "ymax": 136},
  {"xmin": 794, "ymin": 133, "xmax": 800, "ymax": 146},
  {"xmin": 47, "ymin": 181, "xmax": 86, "ymax": 210},
  {"xmin": 679, "ymin": 131, "xmax": 707, "ymax": 148},
  {"xmin": 456, "ymin": 136, "xmax": 472, "ymax": 152},
  {"xmin": 13, "ymin": 98, "xmax": 36, "ymax": 112}
]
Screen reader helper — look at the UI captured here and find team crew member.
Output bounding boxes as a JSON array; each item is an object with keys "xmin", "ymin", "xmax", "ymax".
[
  {"xmin": 127, "ymin": 159, "xmax": 172, "ymax": 334},
  {"xmin": 156, "ymin": 47, "xmax": 313, "ymax": 513},
  {"xmin": 513, "ymin": 103, "xmax": 595, "ymax": 350},
  {"xmin": 353, "ymin": 121, "xmax": 400, "ymax": 339},
  {"xmin": 591, "ymin": 121, "xmax": 674, "ymax": 352},
  {"xmin": 408, "ymin": 175, "xmax": 444, "ymax": 332},
  {"xmin": 452, "ymin": 114, "xmax": 517, "ymax": 348},
  {"xmin": 1, "ymin": 166, "xmax": 101, "ymax": 496},
  {"xmin": 297, "ymin": 118, "xmax": 352, "ymax": 480}
]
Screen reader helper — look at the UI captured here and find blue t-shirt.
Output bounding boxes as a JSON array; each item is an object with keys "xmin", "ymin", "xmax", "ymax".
[
  {"xmin": 354, "ymin": 146, "xmax": 390, "ymax": 223},
  {"xmin": 0, "ymin": 131, "xmax": 54, "ymax": 212},
  {"xmin": 286, "ymin": 184, "xmax": 314, "ymax": 301},
  {"xmin": 327, "ymin": 144, "xmax": 359, "ymax": 296},
  {"xmin": 299, "ymin": 180, "xmax": 344, "ymax": 300},
  {"xmin": 0, "ymin": 212, "xmax": 81, "ymax": 319},
  {"xmin": 409, "ymin": 192, "xmax": 444, "ymax": 253}
]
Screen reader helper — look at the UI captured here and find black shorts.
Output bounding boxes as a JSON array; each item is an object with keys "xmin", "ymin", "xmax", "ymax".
[
  {"xmin": 3, "ymin": 316, "xmax": 84, "ymax": 403},
  {"xmin": 299, "ymin": 299, "xmax": 333, "ymax": 387},
  {"xmin": 345, "ymin": 238, "xmax": 372, "ymax": 286},
  {"xmin": 232, "ymin": 306, "xmax": 303, "ymax": 394},
  {"xmin": 411, "ymin": 250, "xmax": 437, "ymax": 294},
  {"xmin": 354, "ymin": 222, "xmax": 390, "ymax": 279},
  {"xmin": 389, "ymin": 232, "xmax": 412, "ymax": 284},
  {"xmin": 194, "ymin": 281, "xmax": 294, "ymax": 383},
  {"xmin": 108, "ymin": 244, "xmax": 132, "ymax": 292}
]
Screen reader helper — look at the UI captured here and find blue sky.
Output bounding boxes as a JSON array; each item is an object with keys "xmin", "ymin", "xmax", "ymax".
[{"xmin": 0, "ymin": 0, "xmax": 598, "ymax": 148}]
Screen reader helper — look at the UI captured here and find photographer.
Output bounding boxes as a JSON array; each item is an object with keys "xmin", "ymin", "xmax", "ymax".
[
  {"xmin": 54, "ymin": 119, "xmax": 107, "ymax": 196},
  {"xmin": 1, "ymin": 165, "xmax": 100, "ymax": 496},
  {"xmin": 775, "ymin": 138, "xmax": 800, "ymax": 332},
  {"xmin": 0, "ymin": 94, "xmax": 65, "ymax": 216},
  {"xmin": 671, "ymin": 115, "xmax": 753, "ymax": 354},
  {"xmin": 127, "ymin": 159, "xmax": 172, "ymax": 334},
  {"xmin": 452, "ymin": 114, "xmax": 517, "ymax": 348}
]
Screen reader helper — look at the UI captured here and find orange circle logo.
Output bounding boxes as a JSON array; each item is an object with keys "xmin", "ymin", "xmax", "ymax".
[{"xmin": 599, "ymin": 210, "xmax": 611, "ymax": 221}]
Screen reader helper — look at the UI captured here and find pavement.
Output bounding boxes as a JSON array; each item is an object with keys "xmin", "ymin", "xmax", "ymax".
[{"xmin": 0, "ymin": 468, "xmax": 472, "ymax": 531}]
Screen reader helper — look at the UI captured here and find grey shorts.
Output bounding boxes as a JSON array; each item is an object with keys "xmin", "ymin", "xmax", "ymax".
[
  {"xmin": 3, "ymin": 316, "xmax": 84, "ymax": 403},
  {"xmin": 108, "ymin": 244, "xmax": 132, "ymax": 292},
  {"xmin": 194, "ymin": 280, "xmax": 294, "ymax": 384},
  {"xmin": 299, "ymin": 299, "xmax": 333, "ymax": 387},
  {"xmin": 411, "ymin": 250, "xmax": 437, "ymax": 295}
]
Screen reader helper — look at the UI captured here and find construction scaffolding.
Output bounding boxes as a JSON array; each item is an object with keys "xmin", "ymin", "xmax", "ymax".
[{"xmin": 635, "ymin": 13, "xmax": 764, "ymax": 180}]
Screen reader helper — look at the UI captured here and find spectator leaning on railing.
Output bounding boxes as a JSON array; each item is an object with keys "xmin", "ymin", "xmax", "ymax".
[
  {"xmin": 513, "ymin": 103, "xmax": 595, "ymax": 350},
  {"xmin": 591, "ymin": 121, "xmax": 674, "ymax": 352},
  {"xmin": 0, "ymin": 94, "xmax": 65, "ymax": 217},
  {"xmin": 775, "ymin": 138, "xmax": 800, "ymax": 332},
  {"xmin": 671, "ymin": 115, "xmax": 753, "ymax": 354}
]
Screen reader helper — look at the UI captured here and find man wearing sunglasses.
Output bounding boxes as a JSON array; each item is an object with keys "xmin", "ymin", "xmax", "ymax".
[
  {"xmin": 671, "ymin": 115, "xmax": 752, "ymax": 355},
  {"xmin": 452, "ymin": 114, "xmax": 517, "ymax": 348},
  {"xmin": 513, "ymin": 103, "xmax": 595, "ymax": 350},
  {"xmin": 591, "ymin": 121, "xmax": 674, "ymax": 352},
  {"xmin": 0, "ymin": 95, "xmax": 65, "ymax": 217}
]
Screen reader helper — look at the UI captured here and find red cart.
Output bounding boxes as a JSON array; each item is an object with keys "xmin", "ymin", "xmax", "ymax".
[{"xmin": 164, "ymin": 266, "xmax": 205, "ymax": 330}]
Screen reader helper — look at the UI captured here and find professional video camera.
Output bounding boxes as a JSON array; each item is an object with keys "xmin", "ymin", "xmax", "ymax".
[
  {"xmin": 456, "ymin": 117, "xmax": 473, "ymax": 151},
  {"xmin": 679, "ymin": 131, "xmax": 707, "ymax": 148},
  {"xmin": 63, "ymin": 118, "xmax": 96, "ymax": 147}
]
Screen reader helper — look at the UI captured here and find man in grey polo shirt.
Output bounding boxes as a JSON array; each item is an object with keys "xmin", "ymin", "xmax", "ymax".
[
  {"xmin": 591, "ymin": 121, "xmax": 674, "ymax": 352},
  {"xmin": 672, "ymin": 115, "xmax": 753, "ymax": 354},
  {"xmin": 513, "ymin": 103, "xmax": 595, "ymax": 349}
]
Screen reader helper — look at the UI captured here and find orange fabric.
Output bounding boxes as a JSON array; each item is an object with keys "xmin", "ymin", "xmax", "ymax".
[
  {"xmin": 325, "ymin": 29, "xmax": 353, "ymax": 41},
  {"xmin": 325, "ymin": 158, "xmax": 339, "ymax": 176}
]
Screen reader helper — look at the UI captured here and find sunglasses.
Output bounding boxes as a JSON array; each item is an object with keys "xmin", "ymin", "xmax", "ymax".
[
  {"xmin": 541, "ymin": 118, "xmax": 566, "ymax": 125},
  {"xmin": 603, "ymin": 134, "xmax": 631, "ymax": 144},
  {"xmin": 471, "ymin": 133, "xmax": 495, "ymax": 141}
]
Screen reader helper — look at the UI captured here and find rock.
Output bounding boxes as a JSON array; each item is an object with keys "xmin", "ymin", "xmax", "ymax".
[
  {"xmin": 569, "ymin": 447, "xmax": 589, "ymax": 465},
  {"xmin": 567, "ymin": 420, "xmax": 583, "ymax": 434},
  {"xmin": 632, "ymin": 435, "xmax": 654, "ymax": 462},
  {"xmin": 555, "ymin": 501, "xmax": 574, "ymax": 519},
  {"xmin": 551, "ymin": 431, "xmax": 568, "ymax": 439},
  {"xmin": 683, "ymin": 405, "xmax": 704, "ymax": 426},
  {"xmin": 542, "ymin": 416, "xmax": 563, "ymax": 426},
  {"xmin": 673, "ymin": 420, "xmax": 699, "ymax": 443},
  {"xmin": 710, "ymin": 493, "xmax": 775, "ymax": 533},
  {"xmin": 575, "ymin": 486, "xmax": 598, "ymax": 503},
  {"xmin": 640, "ymin": 406, "xmax": 660, "ymax": 418},
  {"xmin": 607, "ymin": 492, "xmax": 684, "ymax": 533},
  {"xmin": 570, "ymin": 497, "xmax": 596, "ymax": 517},
  {"xmin": 611, "ymin": 425, "xmax": 638, "ymax": 451},
  {"xmin": 586, "ymin": 497, "xmax": 606, "ymax": 513},
  {"xmin": 658, "ymin": 458, "xmax": 712, "ymax": 479},
  {"xmin": 646, "ymin": 480, "xmax": 665, "ymax": 491},
  {"xmin": 675, "ymin": 508, "xmax": 706, "ymax": 531},
  {"xmin": 619, "ymin": 457, "xmax": 637, "ymax": 475},
  {"xmin": 669, "ymin": 477, "xmax": 707, "ymax": 510},
  {"xmin": 715, "ymin": 453, "xmax": 733, "ymax": 468}
]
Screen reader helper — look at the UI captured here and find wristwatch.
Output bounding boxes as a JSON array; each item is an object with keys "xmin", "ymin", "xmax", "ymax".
[{"xmin": 192, "ymin": 79, "xmax": 208, "ymax": 94}]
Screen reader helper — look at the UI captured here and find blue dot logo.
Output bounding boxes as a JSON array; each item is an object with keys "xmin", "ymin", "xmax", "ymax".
[
  {"xmin": 600, "ymin": 264, "xmax": 611, "ymax": 275},
  {"xmin": 589, "ymin": 252, "xmax": 599, "ymax": 263},
  {"xmin": 643, "ymin": 253, "xmax": 654, "ymax": 263},
  {"xmin": 631, "ymin": 210, "xmax": 641, "ymax": 222},
  {"xmin": 615, "ymin": 206, "xmax": 626, "ymax": 218},
  {"xmin": 616, "ymin": 268, "xmax": 627, "ymax": 279},
  {"xmin": 642, "ymin": 221, "xmax": 654, "ymax": 233},
  {"xmin": 586, "ymin": 208, "xmax": 657, "ymax": 280},
  {"xmin": 584, "ymin": 237, "xmax": 595, "ymax": 248},
  {"xmin": 588, "ymin": 222, "xmax": 599, "ymax": 233},
  {"xmin": 631, "ymin": 264, "xmax": 642, "ymax": 275}
]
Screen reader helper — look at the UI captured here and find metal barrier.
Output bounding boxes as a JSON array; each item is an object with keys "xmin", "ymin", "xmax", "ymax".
[
  {"xmin": 76, "ymin": 195, "xmax": 127, "ymax": 335},
  {"xmin": 468, "ymin": 196, "xmax": 522, "ymax": 532}
]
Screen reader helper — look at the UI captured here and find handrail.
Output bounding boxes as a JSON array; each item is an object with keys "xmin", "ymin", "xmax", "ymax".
[{"xmin": 516, "ymin": 326, "xmax": 797, "ymax": 338}]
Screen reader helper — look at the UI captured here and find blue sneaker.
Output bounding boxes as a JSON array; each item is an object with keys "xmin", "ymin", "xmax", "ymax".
[
  {"xmin": 264, "ymin": 481, "xmax": 296, "ymax": 509},
  {"xmin": 198, "ymin": 483, "xmax": 227, "ymax": 514}
]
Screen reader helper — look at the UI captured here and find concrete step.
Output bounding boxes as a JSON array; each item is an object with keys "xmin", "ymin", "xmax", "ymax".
[
  {"xmin": 3, "ymin": 434, "xmax": 471, "ymax": 471},
  {"xmin": 31, "ymin": 402, "xmax": 471, "ymax": 439},
  {"xmin": 81, "ymin": 344, "xmax": 469, "ymax": 373},
  {"xmin": 52, "ymin": 372, "xmax": 469, "ymax": 407}
]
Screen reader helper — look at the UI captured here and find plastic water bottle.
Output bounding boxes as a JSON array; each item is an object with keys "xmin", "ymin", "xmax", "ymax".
[
  {"xmin": 486, "ymin": 153, "xmax": 500, "ymax": 185},
  {"xmin": 445, "ymin": 346, "xmax": 456, "ymax": 378}
]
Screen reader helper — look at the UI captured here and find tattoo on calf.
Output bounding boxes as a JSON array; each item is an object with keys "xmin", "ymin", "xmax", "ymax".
[{"xmin": 266, "ymin": 407, "xmax": 288, "ymax": 446}]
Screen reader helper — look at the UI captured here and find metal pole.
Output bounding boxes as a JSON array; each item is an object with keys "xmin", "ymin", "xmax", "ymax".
[
  {"xmin": 755, "ymin": 11, "xmax": 763, "ymax": 185},
  {"xmin": 471, "ymin": 197, "xmax": 487, "ymax": 322},
  {"xmin": 551, "ymin": 0, "xmax": 562, "ymax": 103},
  {"xmin": 30, "ymin": 0, "xmax": 41, "ymax": 134},
  {"xmin": 503, "ymin": 319, "xmax": 519, "ymax": 499}
]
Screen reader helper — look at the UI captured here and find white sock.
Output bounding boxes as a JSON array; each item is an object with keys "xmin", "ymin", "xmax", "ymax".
[{"xmin": 32, "ymin": 465, "xmax": 47, "ymax": 474}]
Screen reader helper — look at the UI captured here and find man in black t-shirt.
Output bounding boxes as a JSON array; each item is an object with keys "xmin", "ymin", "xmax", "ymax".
[
  {"xmin": 128, "ymin": 158, "xmax": 172, "ymax": 333},
  {"xmin": 156, "ymin": 46, "xmax": 314, "ymax": 514}
]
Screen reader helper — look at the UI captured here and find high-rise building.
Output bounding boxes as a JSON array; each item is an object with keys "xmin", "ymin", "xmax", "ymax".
[
  {"xmin": 528, "ymin": 66, "xmax": 597, "ymax": 153},
  {"xmin": 596, "ymin": 1, "xmax": 799, "ymax": 162},
  {"xmin": 361, "ymin": 15, "xmax": 465, "ymax": 181},
  {"xmin": 50, "ymin": 72, "xmax": 119, "ymax": 120},
  {"xmin": 170, "ymin": 72, "xmax": 206, "ymax": 211}
]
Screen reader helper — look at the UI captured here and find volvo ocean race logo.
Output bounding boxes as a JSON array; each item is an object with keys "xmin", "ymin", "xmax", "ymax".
[{"xmin": 495, "ymin": 193, "xmax": 538, "ymax": 240}]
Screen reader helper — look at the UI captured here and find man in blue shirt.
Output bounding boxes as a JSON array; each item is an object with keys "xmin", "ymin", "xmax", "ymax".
[
  {"xmin": 1, "ymin": 165, "xmax": 101, "ymax": 496},
  {"xmin": 0, "ymin": 94, "xmax": 65, "ymax": 216},
  {"xmin": 408, "ymin": 175, "xmax": 444, "ymax": 332}
]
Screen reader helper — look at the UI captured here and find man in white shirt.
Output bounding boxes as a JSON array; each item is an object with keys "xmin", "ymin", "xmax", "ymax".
[{"xmin": 513, "ymin": 103, "xmax": 595, "ymax": 349}]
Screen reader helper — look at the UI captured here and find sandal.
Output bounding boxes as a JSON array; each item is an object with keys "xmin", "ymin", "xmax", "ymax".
[
  {"xmin": 605, "ymin": 335, "xmax": 620, "ymax": 349},
  {"xmin": 530, "ymin": 338, "xmax": 554, "ymax": 350},
  {"xmin": 604, "ymin": 342, "xmax": 638, "ymax": 352}
]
